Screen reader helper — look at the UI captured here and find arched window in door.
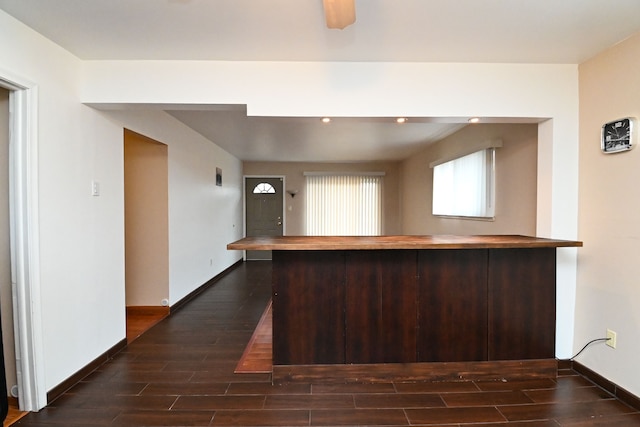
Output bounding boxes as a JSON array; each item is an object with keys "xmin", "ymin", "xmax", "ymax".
[{"xmin": 252, "ymin": 182, "xmax": 276, "ymax": 194}]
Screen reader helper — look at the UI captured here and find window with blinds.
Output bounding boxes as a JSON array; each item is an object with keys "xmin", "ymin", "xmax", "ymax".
[
  {"xmin": 432, "ymin": 148, "xmax": 496, "ymax": 218},
  {"xmin": 305, "ymin": 173, "xmax": 383, "ymax": 236}
]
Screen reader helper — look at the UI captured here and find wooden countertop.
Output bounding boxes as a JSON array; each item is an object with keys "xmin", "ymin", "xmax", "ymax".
[{"xmin": 227, "ymin": 235, "xmax": 583, "ymax": 251}]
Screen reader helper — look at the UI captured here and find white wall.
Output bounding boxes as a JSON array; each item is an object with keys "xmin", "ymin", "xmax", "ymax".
[
  {"xmin": 0, "ymin": 10, "xmax": 126, "ymax": 392},
  {"xmin": 102, "ymin": 109, "xmax": 243, "ymax": 305},
  {"xmin": 1, "ymin": 5, "xmax": 586, "ymax": 402},
  {"xmin": 577, "ymin": 32, "xmax": 640, "ymax": 398},
  {"xmin": 80, "ymin": 60, "xmax": 580, "ymax": 358},
  {"xmin": 0, "ymin": 9, "xmax": 243, "ymax": 398}
]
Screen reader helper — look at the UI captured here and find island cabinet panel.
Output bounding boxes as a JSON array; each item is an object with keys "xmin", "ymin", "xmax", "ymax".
[
  {"xmin": 272, "ymin": 250, "xmax": 346, "ymax": 365},
  {"xmin": 488, "ymin": 248, "xmax": 556, "ymax": 360},
  {"xmin": 345, "ymin": 250, "xmax": 417, "ymax": 364},
  {"xmin": 417, "ymin": 249, "xmax": 489, "ymax": 362},
  {"xmin": 250, "ymin": 236, "xmax": 580, "ymax": 368}
]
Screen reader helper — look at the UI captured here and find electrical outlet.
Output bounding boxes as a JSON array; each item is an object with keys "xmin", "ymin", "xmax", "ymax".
[{"xmin": 606, "ymin": 329, "xmax": 617, "ymax": 348}]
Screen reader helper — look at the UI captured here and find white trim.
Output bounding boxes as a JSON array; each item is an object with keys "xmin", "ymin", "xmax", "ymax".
[{"xmin": 1, "ymin": 73, "xmax": 47, "ymax": 411}]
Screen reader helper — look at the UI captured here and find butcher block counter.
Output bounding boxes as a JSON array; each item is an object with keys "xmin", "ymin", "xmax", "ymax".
[
  {"xmin": 227, "ymin": 234, "xmax": 582, "ymax": 251},
  {"xmin": 228, "ymin": 235, "xmax": 582, "ymax": 382}
]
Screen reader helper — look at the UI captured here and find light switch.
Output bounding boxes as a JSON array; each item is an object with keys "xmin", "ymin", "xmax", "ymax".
[{"xmin": 92, "ymin": 180, "xmax": 100, "ymax": 196}]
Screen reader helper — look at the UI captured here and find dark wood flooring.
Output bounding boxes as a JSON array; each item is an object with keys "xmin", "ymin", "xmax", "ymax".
[
  {"xmin": 4, "ymin": 399, "xmax": 28, "ymax": 426},
  {"xmin": 235, "ymin": 300, "xmax": 272, "ymax": 374},
  {"xmin": 14, "ymin": 261, "xmax": 640, "ymax": 426},
  {"xmin": 126, "ymin": 306, "xmax": 169, "ymax": 344}
]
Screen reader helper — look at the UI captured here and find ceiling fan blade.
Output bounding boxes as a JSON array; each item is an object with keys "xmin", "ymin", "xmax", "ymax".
[{"xmin": 323, "ymin": 0, "xmax": 356, "ymax": 29}]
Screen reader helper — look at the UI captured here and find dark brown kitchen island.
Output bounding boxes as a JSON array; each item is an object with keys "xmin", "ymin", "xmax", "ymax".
[{"xmin": 227, "ymin": 235, "xmax": 582, "ymax": 382}]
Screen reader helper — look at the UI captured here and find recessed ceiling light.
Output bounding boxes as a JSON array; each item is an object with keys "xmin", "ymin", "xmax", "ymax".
[
  {"xmin": 321, "ymin": 117, "xmax": 331, "ymax": 123},
  {"xmin": 468, "ymin": 117, "xmax": 480, "ymax": 123},
  {"xmin": 396, "ymin": 117, "xmax": 407, "ymax": 124}
]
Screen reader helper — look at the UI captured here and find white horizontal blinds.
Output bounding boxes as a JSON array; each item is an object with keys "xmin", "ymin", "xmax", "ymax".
[
  {"xmin": 305, "ymin": 174, "xmax": 383, "ymax": 236},
  {"xmin": 432, "ymin": 149, "xmax": 494, "ymax": 218}
]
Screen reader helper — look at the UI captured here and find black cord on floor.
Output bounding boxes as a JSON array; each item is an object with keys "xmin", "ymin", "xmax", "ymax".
[{"xmin": 559, "ymin": 337, "xmax": 610, "ymax": 361}]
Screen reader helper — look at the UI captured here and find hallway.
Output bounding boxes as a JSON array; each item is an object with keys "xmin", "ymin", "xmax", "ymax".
[{"xmin": 13, "ymin": 261, "xmax": 640, "ymax": 426}]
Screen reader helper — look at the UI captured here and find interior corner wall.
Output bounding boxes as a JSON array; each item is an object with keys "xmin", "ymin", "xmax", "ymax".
[
  {"xmin": 576, "ymin": 31, "xmax": 640, "ymax": 398},
  {"xmin": 100, "ymin": 109, "xmax": 244, "ymax": 306}
]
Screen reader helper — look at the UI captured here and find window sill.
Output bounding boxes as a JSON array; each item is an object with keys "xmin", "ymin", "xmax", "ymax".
[{"xmin": 432, "ymin": 214, "xmax": 495, "ymax": 222}]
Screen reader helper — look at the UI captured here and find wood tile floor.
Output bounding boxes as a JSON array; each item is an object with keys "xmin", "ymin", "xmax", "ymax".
[
  {"xmin": 235, "ymin": 300, "xmax": 272, "ymax": 374},
  {"xmin": 13, "ymin": 261, "xmax": 640, "ymax": 426},
  {"xmin": 4, "ymin": 401, "xmax": 28, "ymax": 426},
  {"xmin": 126, "ymin": 307, "xmax": 169, "ymax": 344}
]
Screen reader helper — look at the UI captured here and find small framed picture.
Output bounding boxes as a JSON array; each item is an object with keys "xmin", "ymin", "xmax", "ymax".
[{"xmin": 216, "ymin": 167, "xmax": 222, "ymax": 186}]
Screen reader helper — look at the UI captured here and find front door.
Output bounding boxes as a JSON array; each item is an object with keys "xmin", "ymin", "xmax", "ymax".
[{"xmin": 245, "ymin": 177, "xmax": 284, "ymax": 260}]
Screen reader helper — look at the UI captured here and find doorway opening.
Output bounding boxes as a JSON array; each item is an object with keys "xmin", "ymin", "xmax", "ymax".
[
  {"xmin": 0, "ymin": 75, "xmax": 45, "ymax": 413},
  {"xmin": 244, "ymin": 176, "xmax": 284, "ymax": 260},
  {"xmin": 123, "ymin": 129, "xmax": 170, "ymax": 342},
  {"xmin": 0, "ymin": 85, "xmax": 17, "ymax": 424}
]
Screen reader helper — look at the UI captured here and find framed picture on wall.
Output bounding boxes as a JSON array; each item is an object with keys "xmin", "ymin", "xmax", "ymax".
[{"xmin": 216, "ymin": 167, "xmax": 222, "ymax": 186}]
